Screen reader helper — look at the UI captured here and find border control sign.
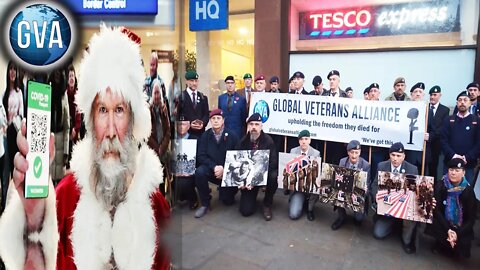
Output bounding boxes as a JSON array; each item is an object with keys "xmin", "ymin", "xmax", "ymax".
[
  {"xmin": 189, "ymin": 0, "xmax": 228, "ymax": 31},
  {"xmin": 250, "ymin": 92, "xmax": 427, "ymax": 151}
]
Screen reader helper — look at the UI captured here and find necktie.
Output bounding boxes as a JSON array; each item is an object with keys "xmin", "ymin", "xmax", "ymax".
[
  {"xmin": 393, "ymin": 168, "xmax": 398, "ymax": 173},
  {"xmin": 227, "ymin": 94, "xmax": 233, "ymax": 112},
  {"xmin": 192, "ymin": 91, "xmax": 196, "ymax": 109},
  {"xmin": 331, "ymin": 91, "xmax": 337, "ymax": 97},
  {"xmin": 471, "ymin": 104, "xmax": 476, "ymax": 114},
  {"xmin": 252, "ymin": 141, "xmax": 258, "ymax": 151},
  {"xmin": 350, "ymin": 164, "xmax": 356, "ymax": 170},
  {"xmin": 302, "ymin": 152, "xmax": 306, "ymax": 155}
]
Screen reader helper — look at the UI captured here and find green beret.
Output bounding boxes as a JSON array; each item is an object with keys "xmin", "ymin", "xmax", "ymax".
[
  {"xmin": 243, "ymin": 73, "xmax": 252, "ymax": 79},
  {"xmin": 429, "ymin": 85, "xmax": 441, "ymax": 94},
  {"xmin": 185, "ymin": 70, "xmax": 199, "ymax": 80},
  {"xmin": 298, "ymin": 130, "xmax": 310, "ymax": 139}
]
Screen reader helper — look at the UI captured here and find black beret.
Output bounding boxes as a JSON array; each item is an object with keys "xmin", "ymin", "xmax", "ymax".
[
  {"xmin": 246, "ymin": 113, "xmax": 262, "ymax": 123},
  {"xmin": 269, "ymin": 76, "xmax": 279, "ymax": 84},
  {"xmin": 176, "ymin": 114, "xmax": 187, "ymax": 121},
  {"xmin": 298, "ymin": 129, "xmax": 310, "ymax": 138},
  {"xmin": 312, "ymin": 75, "xmax": 322, "ymax": 87},
  {"xmin": 466, "ymin": 82, "xmax": 480, "ymax": 89},
  {"xmin": 429, "ymin": 85, "xmax": 441, "ymax": 94},
  {"xmin": 345, "ymin": 87, "xmax": 353, "ymax": 93},
  {"xmin": 368, "ymin": 83, "xmax": 380, "ymax": 91},
  {"xmin": 447, "ymin": 158, "xmax": 466, "ymax": 169},
  {"xmin": 363, "ymin": 87, "xmax": 369, "ymax": 94},
  {"xmin": 457, "ymin": 91, "xmax": 469, "ymax": 100},
  {"xmin": 288, "ymin": 76, "xmax": 294, "ymax": 83},
  {"xmin": 224, "ymin": 75, "xmax": 235, "ymax": 82},
  {"xmin": 346, "ymin": 140, "xmax": 361, "ymax": 151},
  {"xmin": 389, "ymin": 142, "xmax": 404, "ymax": 154},
  {"xmin": 293, "ymin": 71, "xmax": 304, "ymax": 79},
  {"xmin": 327, "ymin": 70, "xmax": 340, "ymax": 79},
  {"xmin": 410, "ymin": 82, "xmax": 425, "ymax": 93}
]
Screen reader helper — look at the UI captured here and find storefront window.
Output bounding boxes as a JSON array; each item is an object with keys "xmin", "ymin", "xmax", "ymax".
[{"xmin": 291, "ymin": 0, "xmax": 479, "ymax": 51}]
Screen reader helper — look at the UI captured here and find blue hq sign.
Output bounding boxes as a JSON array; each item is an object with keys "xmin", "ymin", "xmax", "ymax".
[
  {"xmin": 189, "ymin": 0, "xmax": 228, "ymax": 31},
  {"xmin": 63, "ymin": 0, "xmax": 158, "ymax": 15}
]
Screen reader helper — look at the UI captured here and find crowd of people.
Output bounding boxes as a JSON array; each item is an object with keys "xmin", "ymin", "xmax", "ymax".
[
  {"xmin": 175, "ymin": 69, "xmax": 479, "ymax": 259},
  {"xmin": 0, "ymin": 24, "xmax": 478, "ymax": 269}
]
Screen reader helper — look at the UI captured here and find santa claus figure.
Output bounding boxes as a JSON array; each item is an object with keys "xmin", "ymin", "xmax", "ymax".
[{"xmin": 0, "ymin": 25, "xmax": 170, "ymax": 269}]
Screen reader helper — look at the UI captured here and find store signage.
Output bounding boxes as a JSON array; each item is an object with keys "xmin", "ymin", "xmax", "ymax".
[
  {"xmin": 189, "ymin": 0, "xmax": 228, "ymax": 31},
  {"xmin": 63, "ymin": 0, "xmax": 158, "ymax": 15},
  {"xmin": 299, "ymin": 1, "xmax": 459, "ymax": 40}
]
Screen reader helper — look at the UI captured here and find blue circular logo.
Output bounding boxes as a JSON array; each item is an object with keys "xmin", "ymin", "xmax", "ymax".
[
  {"xmin": 253, "ymin": 100, "xmax": 270, "ymax": 123},
  {"xmin": 4, "ymin": 1, "xmax": 76, "ymax": 71}
]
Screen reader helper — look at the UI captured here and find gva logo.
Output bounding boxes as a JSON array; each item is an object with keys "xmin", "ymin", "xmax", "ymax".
[
  {"xmin": 253, "ymin": 100, "xmax": 270, "ymax": 123},
  {"xmin": 2, "ymin": 1, "xmax": 77, "ymax": 71}
]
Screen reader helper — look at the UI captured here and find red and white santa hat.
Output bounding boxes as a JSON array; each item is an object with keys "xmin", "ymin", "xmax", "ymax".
[{"xmin": 77, "ymin": 24, "xmax": 151, "ymax": 141}]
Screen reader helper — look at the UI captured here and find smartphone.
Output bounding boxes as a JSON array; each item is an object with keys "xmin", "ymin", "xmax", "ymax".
[{"xmin": 24, "ymin": 81, "xmax": 52, "ymax": 198}]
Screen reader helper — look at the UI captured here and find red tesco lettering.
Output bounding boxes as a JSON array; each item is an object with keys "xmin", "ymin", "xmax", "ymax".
[{"xmin": 310, "ymin": 10, "xmax": 372, "ymax": 29}]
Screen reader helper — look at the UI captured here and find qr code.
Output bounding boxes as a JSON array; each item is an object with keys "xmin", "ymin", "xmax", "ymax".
[{"xmin": 30, "ymin": 113, "xmax": 48, "ymax": 153}]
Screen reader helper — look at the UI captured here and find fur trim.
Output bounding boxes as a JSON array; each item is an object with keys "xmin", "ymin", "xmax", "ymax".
[
  {"xmin": 0, "ymin": 181, "xmax": 58, "ymax": 270},
  {"xmin": 70, "ymin": 136, "xmax": 164, "ymax": 269},
  {"xmin": 77, "ymin": 24, "xmax": 151, "ymax": 141}
]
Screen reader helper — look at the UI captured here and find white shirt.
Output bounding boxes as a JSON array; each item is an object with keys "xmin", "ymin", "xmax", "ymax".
[{"xmin": 390, "ymin": 164, "xmax": 401, "ymax": 173}]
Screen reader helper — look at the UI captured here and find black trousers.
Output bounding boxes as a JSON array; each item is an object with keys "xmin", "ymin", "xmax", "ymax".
[
  {"xmin": 173, "ymin": 176, "xmax": 197, "ymax": 203},
  {"xmin": 239, "ymin": 174, "xmax": 278, "ymax": 216},
  {"xmin": 195, "ymin": 165, "xmax": 237, "ymax": 207}
]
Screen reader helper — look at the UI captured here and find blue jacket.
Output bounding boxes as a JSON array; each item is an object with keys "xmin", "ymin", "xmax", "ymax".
[
  {"xmin": 441, "ymin": 114, "xmax": 480, "ymax": 168},
  {"xmin": 218, "ymin": 92, "xmax": 247, "ymax": 138}
]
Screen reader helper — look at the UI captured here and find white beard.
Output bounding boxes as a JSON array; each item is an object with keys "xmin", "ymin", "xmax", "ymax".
[{"xmin": 93, "ymin": 135, "xmax": 137, "ymax": 210}]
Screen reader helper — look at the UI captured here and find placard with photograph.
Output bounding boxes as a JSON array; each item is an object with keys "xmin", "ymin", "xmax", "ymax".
[
  {"xmin": 319, "ymin": 163, "xmax": 368, "ymax": 213},
  {"xmin": 222, "ymin": 150, "xmax": 270, "ymax": 187},
  {"xmin": 171, "ymin": 139, "xmax": 197, "ymax": 176},
  {"xmin": 277, "ymin": 153, "xmax": 322, "ymax": 194},
  {"xmin": 376, "ymin": 171, "xmax": 434, "ymax": 223}
]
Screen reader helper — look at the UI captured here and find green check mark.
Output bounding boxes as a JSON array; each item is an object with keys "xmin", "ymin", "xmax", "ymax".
[{"xmin": 33, "ymin": 156, "xmax": 42, "ymax": 178}]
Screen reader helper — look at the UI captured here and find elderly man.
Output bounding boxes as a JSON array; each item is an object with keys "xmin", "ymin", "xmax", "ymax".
[
  {"xmin": 236, "ymin": 113, "xmax": 278, "ymax": 220},
  {"xmin": 0, "ymin": 26, "xmax": 170, "ymax": 269},
  {"xmin": 218, "ymin": 76, "xmax": 247, "ymax": 138},
  {"xmin": 237, "ymin": 73, "xmax": 254, "ymax": 105},
  {"xmin": 385, "ymin": 77, "xmax": 410, "ymax": 101},
  {"xmin": 332, "ymin": 140, "xmax": 370, "ymax": 230},
  {"xmin": 144, "ymin": 51, "xmax": 168, "ymax": 106},
  {"xmin": 322, "ymin": 70, "xmax": 347, "ymax": 97},
  {"xmin": 149, "ymin": 78, "xmax": 171, "ymax": 165},
  {"xmin": 441, "ymin": 91, "xmax": 480, "ymax": 184},
  {"xmin": 254, "ymin": 75, "xmax": 267, "ymax": 93},
  {"xmin": 291, "ymin": 71, "xmax": 309, "ymax": 95},
  {"xmin": 288, "ymin": 130, "xmax": 320, "ymax": 221},
  {"xmin": 372, "ymin": 142, "xmax": 418, "ymax": 254},
  {"xmin": 194, "ymin": 109, "xmax": 239, "ymax": 218}
]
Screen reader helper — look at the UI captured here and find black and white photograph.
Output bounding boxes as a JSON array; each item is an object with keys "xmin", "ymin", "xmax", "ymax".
[
  {"xmin": 222, "ymin": 150, "xmax": 270, "ymax": 187},
  {"xmin": 277, "ymin": 152, "xmax": 322, "ymax": 194},
  {"xmin": 376, "ymin": 172, "xmax": 434, "ymax": 223},
  {"xmin": 171, "ymin": 139, "xmax": 197, "ymax": 176},
  {"xmin": 319, "ymin": 163, "xmax": 368, "ymax": 213}
]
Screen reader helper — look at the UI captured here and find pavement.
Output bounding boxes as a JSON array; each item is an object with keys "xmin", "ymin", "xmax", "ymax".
[{"xmin": 166, "ymin": 188, "xmax": 480, "ymax": 270}]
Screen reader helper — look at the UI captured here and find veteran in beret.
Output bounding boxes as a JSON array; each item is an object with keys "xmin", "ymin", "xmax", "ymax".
[
  {"xmin": 466, "ymin": 82, "xmax": 480, "ymax": 116},
  {"xmin": 386, "ymin": 77, "xmax": 411, "ymax": 101},
  {"xmin": 427, "ymin": 85, "xmax": 450, "ymax": 179},
  {"xmin": 175, "ymin": 70, "xmax": 210, "ymax": 137},
  {"xmin": 332, "ymin": 140, "xmax": 371, "ymax": 230},
  {"xmin": 291, "ymin": 71, "xmax": 310, "ymax": 95},
  {"xmin": 426, "ymin": 158, "xmax": 476, "ymax": 258},
  {"xmin": 372, "ymin": 142, "xmax": 419, "ymax": 254},
  {"xmin": 268, "ymin": 76, "xmax": 281, "ymax": 93},
  {"xmin": 288, "ymin": 130, "xmax": 321, "ymax": 221},
  {"xmin": 310, "ymin": 75, "xmax": 325, "ymax": 95},
  {"xmin": 322, "ymin": 70, "xmax": 347, "ymax": 97},
  {"xmin": 237, "ymin": 73, "xmax": 254, "ymax": 105}
]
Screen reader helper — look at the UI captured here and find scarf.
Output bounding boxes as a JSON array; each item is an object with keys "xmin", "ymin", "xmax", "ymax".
[{"xmin": 443, "ymin": 175, "xmax": 468, "ymax": 227}]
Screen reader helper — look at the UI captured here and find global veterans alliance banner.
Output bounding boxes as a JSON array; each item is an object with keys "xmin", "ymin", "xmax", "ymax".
[{"xmin": 249, "ymin": 92, "xmax": 427, "ymax": 151}]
